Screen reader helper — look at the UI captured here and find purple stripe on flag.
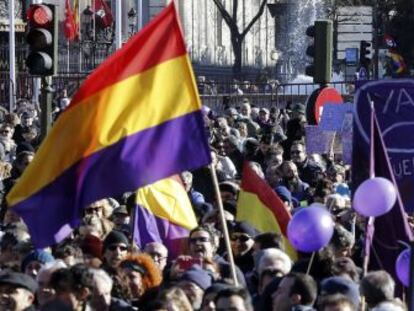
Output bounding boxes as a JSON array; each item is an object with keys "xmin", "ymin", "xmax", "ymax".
[
  {"xmin": 13, "ymin": 110, "xmax": 210, "ymax": 248},
  {"xmin": 132, "ymin": 204, "xmax": 190, "ymax": 258}
]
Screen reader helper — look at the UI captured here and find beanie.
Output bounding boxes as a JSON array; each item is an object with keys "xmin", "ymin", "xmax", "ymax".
[
  {"xmin": 103, "ymin": 230, "xmax": 129, "ymax": 250},
  {"xmin": 21, "ymin": 250, "xmax": 54, "ymax": 272},
  {"xmin": 179, "ymin": 267, "xmax": 213, "ymax": 291},
  {"xmin": 232, "ymin": 221, "xmax": 259, "ymax": 238},
  {"xmin": 81, "ymin": 234, "xmax": 103, "ymax": 259}
]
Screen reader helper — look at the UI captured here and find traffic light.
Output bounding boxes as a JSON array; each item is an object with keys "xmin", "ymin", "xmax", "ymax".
[
  {"xmin": 26, "ymin": 4, "xmax": 58, "ymax": 76},
  {"xmin": 305, "ymin": 20, "xmax": 333, "ymax": 85},
  {"xmin": 360, "ymin": 40, "xmax": 371, "ymax": 69}
]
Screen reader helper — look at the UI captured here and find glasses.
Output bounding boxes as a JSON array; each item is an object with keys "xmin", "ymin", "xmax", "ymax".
[
  {"xmin": 148, "ymin": 252, "xmax": 167, "ymax": 261},
  {"xmin": 189, "ymin": 237, "xmax": 210, "ymax": 244},
  {"xmin": 1, "ymin": 130, "xmax": 10, "ymax": 134},
  {"xmin": 231, "ymin": 234, "xmax": 251, "ymax": 242},
  {"xmin": 108, "ymin": 244, "xmax": 128, "ymax": 252},
  {"xmin": 85, "ymin": 207, "xmax": 101, "ymax": 214}
]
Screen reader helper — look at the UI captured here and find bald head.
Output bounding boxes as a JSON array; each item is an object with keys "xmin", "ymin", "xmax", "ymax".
[{"xmin": 144, "ymin": 242, "xmax": 168, "ymax": 271}]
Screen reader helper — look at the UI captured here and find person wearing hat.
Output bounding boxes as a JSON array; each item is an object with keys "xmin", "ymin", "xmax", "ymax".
[
  {"xmin": 21, "ymin": 250, "xmax": 55, "ymax": 279},
  {"xmin": 177, "ymin": 266, "xmax": 213, "ymax": 310},
  {"xmin": 0, "ymin": 272, "xmax": 38, "ymax": 311},
  {"xmin": 230, "ymin": 221, "xmax": 259, "ymax": 275},
  {"xmin": 119, "ymin": 253, "xmax": 162, "ymax": 308},
  {"xmin": 319, "ymin": 276, "xmax": 360, "ymax": 309},
  {"xmin": 102, "ymin": 230, "xmax": 129, "ymax": 274},
  {"xmin": 283, "ymin": 103, "xmax": 307, "ymax": 155},
  {"xmin": 111, "ymin": 206, "xmax": 130, "ymax": 229},
  {"xmin": 80, "ymin": 234, "xmax": 104, "ymax": 267}
]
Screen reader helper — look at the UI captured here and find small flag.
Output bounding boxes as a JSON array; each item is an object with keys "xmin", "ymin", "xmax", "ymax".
[
  {"xmin": 64, "ymin": 0, "xmax": 77, "ymax": 41},
  {"xmin": 6, "ymin": 3, "xmax": 211, "ymax": 248},
  {"xmin": 237, "ymin": 162, "xmax": 297, "ymax": 260},
  {"xmin": 94, "ymin": 0, "xmax": 113, "ymax": 28},
  {"xmin": 133, "ymin": 175, "xmax": 197, "ymax": 258}
]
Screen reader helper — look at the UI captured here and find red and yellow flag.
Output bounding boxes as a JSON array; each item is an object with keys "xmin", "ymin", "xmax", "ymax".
[{"xmin": 237, "ymin": 162, "xmax": 297, "ymax": 260}]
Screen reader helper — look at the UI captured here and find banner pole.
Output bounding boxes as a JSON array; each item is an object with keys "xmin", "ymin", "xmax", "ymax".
[{"xmin": 209, "ymin": 164, "xmax": 238, "ymax": 286}]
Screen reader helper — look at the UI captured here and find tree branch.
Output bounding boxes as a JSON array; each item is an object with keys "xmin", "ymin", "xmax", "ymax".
[
  {"xmin": 233, "ymin": 0, "xmax": 238, "ymax": 21},
  {"xmin": 212, "ymin": 0, "xmax": 240, "ymax": 35},
  {"xmin": 241, "ymin": 0, "xmax": 268, "ymax": 38}
]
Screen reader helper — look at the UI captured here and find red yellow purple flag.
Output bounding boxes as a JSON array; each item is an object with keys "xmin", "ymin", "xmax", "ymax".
[
  {"xmin": 7, "ymin": 3, "xmax": 211, "ymax": 248},
  {"xmin": 237, "ymin": 162, "xmax": 297, "ymax": 260}
]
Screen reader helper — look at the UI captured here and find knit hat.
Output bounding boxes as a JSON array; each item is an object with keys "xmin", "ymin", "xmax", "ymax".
[
  {"xmin": 103, "ymin": 230, "xmax": 129, "ymax": 250},
  {"xmin": 179, "ymin": 267, "xmax": 213, "ymax": 291},
  {"xmin": 320, "ymin": 276, "xmax": 360, "ymax": 308},
  {"xmin": 232, "ymin": 221, "xmax": 259, "ymax": 238},
  {"xmin": 80, "ymin": 234, "xmax": 103, "ymax": 259},
  {"xmin": 219, "ymin": 182, "xmax": 239, "ymax": 196},
  {"xmin": 21, "ymin": 250, "xmax": 54, "ymax": 273}
]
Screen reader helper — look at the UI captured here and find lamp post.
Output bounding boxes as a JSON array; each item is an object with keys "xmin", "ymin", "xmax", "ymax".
[
  {"xmin": 128, "ymin": 8, "xmax": 137, "ymax": 38},
  {"xmin": 82, "ymin": 5, "xmax": 95, "ymax": 70},
  {"xmin": 270, "ymin": 49, "xmax": 280, "ymax": 79}
]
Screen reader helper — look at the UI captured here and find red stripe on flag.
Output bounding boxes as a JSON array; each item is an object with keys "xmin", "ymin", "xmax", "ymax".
[
  {"xmin": 70, "ymin": 2, "xmax": 187, "ymax": 108},
  {"xmin": 240, "ymin": 162, "xmax": 292, "ymax": 234}
]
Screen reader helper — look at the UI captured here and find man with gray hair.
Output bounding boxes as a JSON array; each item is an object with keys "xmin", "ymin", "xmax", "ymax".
[
  {"xmin": 89, "ymin": 268, "xmax": 133, "ymax": 311},
  {"xmin": 257, "ymin": 248, "xmax": 292, "ymax": 277}
]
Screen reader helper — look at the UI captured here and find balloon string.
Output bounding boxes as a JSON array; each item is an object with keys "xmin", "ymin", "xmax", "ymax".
[{"xmin": 306, "ymin": 252, "xmax": 316, "ymax": 275}]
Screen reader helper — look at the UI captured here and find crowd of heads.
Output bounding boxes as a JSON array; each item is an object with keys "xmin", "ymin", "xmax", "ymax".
[{"xmin": 0, "ymin": 95, "xmax": 407, "ymax": 311}]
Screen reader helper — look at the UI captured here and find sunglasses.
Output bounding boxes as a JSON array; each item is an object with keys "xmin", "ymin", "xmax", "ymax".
[
  {"xmin": 85, "ymin": 207, "xmax": 101, "ymax": 214},
  {"xmin": 107, "ymin": 244, "xmax": 128, "ymax": 252},
  {"xmin": 231, "ymin": 234, "xmax": 251, "ymax": 242},
  {"xmin": 189, "ymin": 237, "xmax": 210, "ymax": 244}
]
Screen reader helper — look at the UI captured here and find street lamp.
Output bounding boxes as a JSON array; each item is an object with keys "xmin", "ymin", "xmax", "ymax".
[
  {"xmin": 82, "ymin": 5, "xmax": 94, "ymax": 40},
  {"xmin": 128, "ymin": 8, "xmax": 137, "ymax": 37}
]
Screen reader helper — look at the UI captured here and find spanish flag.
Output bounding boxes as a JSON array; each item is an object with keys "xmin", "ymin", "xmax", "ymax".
[
  {"xmin": 237, "ymin": 162, "xmax": 297, "ymax": 260},
  {"xmin": 133, "ymin": 175, "xmax": 197, "ymax": 258},
  {"xmin": 7, "ymin": 3, "xmax": 211, "ymax": 248}
]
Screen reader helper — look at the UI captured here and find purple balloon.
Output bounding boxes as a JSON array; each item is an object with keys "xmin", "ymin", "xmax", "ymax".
[
  {"xmin": 353, "ymin": 177, "xmax": 397, "ymax": 217},
  {"xmin": 396, "ymin": 248, "xmax": 411, "ymax": 287},
  {"xmin": 287, "ymin": 206, "xmax": 334, "ymax": 253}
]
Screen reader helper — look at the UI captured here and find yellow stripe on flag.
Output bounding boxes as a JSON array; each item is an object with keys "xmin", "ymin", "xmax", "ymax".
[{"xmin": 238, "ymin": 191, "xmax": 297, "ymax": 260}]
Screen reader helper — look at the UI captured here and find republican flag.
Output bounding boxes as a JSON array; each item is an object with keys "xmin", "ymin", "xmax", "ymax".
[
  {"xmin": 6, "ymin": 3, "xmax": 211, "ymax": 248},
  {"xmin": 237, "ymin": 162, "xmax": 297, "ymax": 260},
  {"xmin": 133, "ymin": 175, "xmax": 197, "ymax": 258},
  {"xmin": 64, "ymin": 0, "xmax": 77, "ymax": 41},
  {"xmin": 94, "ymin": 0, "xmax": 113, "ymax": 28}
]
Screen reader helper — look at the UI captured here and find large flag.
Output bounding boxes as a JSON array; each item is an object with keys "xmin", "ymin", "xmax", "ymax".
[
  {"xmin": 6, "ymin": 3, "xmax": 211, "ymax": 248},
  {"xmin": 94, "ymin": 0, "xmax": 113, "ymax": 28},
  {"xmin": 353, "ymin": 80, "xmax": 413, "ymax": 291},
  {"xmin": 64, "ymin": 0, "xmax": 77, "ymax": 41},
  {"xmin": 133, "ymin": 175, "xmax": 197, "ymax": 258},
  {"xmin": 237, "ymin": 162, "xmax": 297, "ymax": 260}
]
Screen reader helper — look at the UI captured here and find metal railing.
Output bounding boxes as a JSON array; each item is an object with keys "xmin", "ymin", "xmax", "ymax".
[{"xmin": 0, "ymin": 72, "xmax": 352, "ymax": 112}]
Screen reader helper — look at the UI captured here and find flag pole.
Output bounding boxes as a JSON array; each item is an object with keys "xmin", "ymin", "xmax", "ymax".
[
  {"xmin": 209, "ymin": 164, "xmax": 239, "ymax": 286},
  {"xmin": 363, "ymin": 101, "xmax": 376, "ymax": 277}
]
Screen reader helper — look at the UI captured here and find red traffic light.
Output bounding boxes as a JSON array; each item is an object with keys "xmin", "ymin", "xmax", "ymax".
[{"xmin": 27, "ymin": 4, "xmax": 53, "ymax": 27}]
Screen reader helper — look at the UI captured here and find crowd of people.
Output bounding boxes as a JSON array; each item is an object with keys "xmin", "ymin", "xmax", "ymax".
[{"xmin": 0, "ymin": 93, "xmax": 407, "ymax": 311}]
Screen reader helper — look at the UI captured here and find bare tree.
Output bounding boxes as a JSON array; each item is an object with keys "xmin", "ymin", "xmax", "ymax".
[{"xmin": 212, "ymin": 0, "xmax": 268, "ymax": 77}]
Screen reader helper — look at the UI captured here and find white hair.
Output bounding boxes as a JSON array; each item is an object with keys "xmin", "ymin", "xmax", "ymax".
[
  {"xmin": 36, "ymin": 259, "xmax": 67, "ymax": 283},
  {"xmin": 257, "ymin": 248, "xmax": 292, "ymax": 276},
  {"xmin": 90, "ymin": 268, "xmax": 113, "ymax": 289}
]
